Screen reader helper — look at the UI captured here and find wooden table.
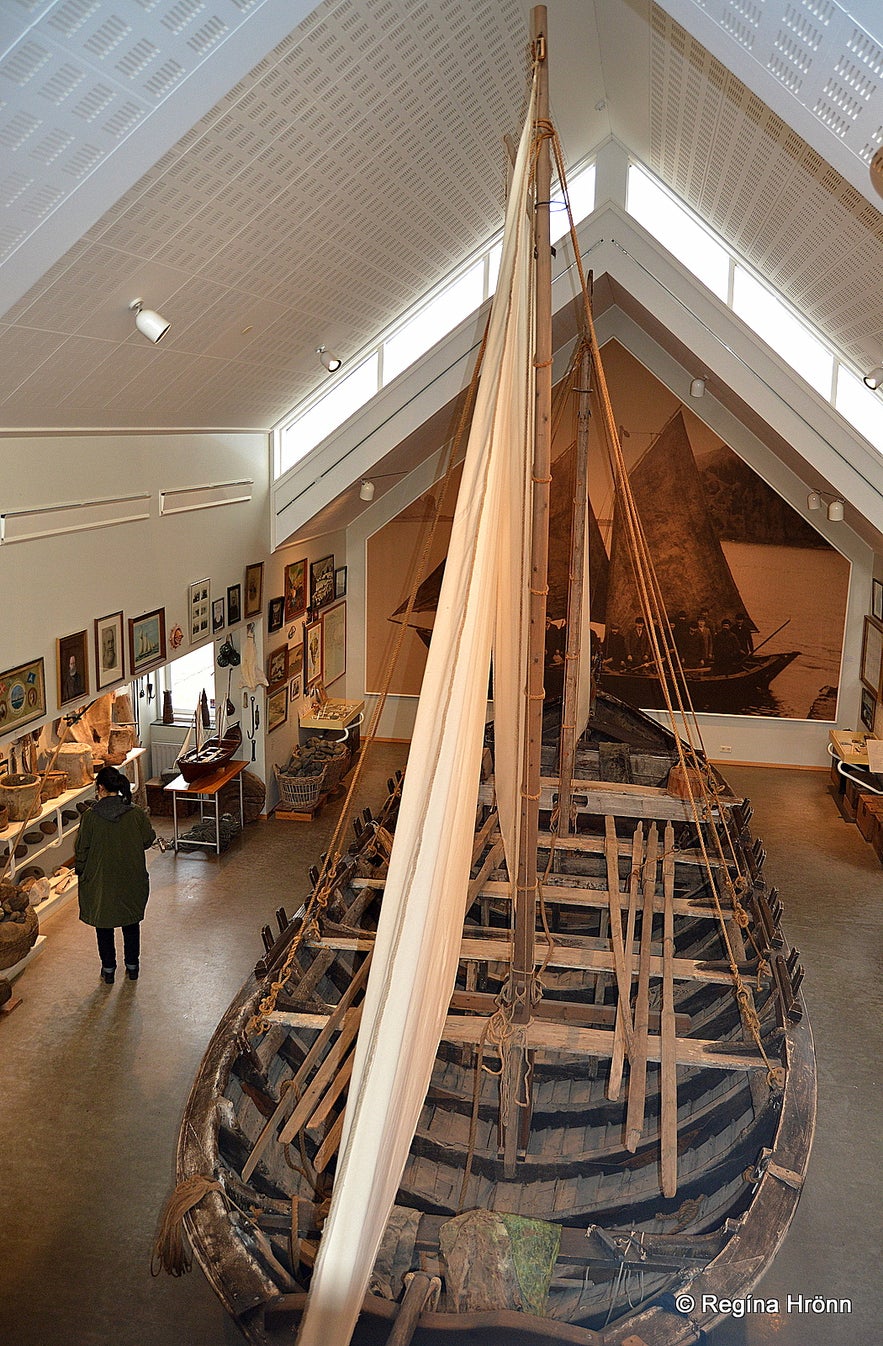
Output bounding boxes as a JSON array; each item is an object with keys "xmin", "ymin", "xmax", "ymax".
[{"xmin": 164, "ymin": 758, "xmax": 247, "ymax": 854}]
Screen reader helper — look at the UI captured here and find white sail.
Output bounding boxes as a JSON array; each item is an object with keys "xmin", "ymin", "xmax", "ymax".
[{"xmin": 294, "ymin": 76, "xmax": 538, "ymax": 1346}]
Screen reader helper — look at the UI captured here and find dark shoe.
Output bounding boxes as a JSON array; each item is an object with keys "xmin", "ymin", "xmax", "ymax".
[
  {"xmin": 125, "ymin": 963, "xmax": 139, "ymax": 981},
  {"xmin": 101, "ymin": 967, "xmax": 115, "ymax": 985}
]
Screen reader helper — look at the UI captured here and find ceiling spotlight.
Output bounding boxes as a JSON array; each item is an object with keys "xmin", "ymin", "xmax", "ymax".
[
  {"xmin": 317, "ymin": 345, "xmax": 342, "ymax": 372},
  {"xmin": 129, "ymin": 298, "xmax": 170, "ymax": 344},
  {"xmin": 826, "ymin": 498, "xmax": 844, "ymax": 522},
  {"xmin": 359, "ymin": 480, "xmax": 375, "ymax": 502},
  {"xmin": 689, "ymin": 377, "xmax": 706, "ymax": 398},
  {"xmin": 863, "ymin": 366, "xmax": 883, "ymax": 390},
  {"xmin": 807, "ymin": 491, "xmax": 821, "ymax": 511},
  {"xmin": 807, "ymin": 489, "xmax": 844, "ymax": 521}
]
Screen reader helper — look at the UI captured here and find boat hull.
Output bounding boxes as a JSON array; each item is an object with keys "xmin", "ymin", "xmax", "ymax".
[
  {"xmin": 177, "ymin": 725, "xmax": 243, "ymax": 782},
  {"xmin": 599, "ymin": 651, "xmax": 799, "ymax": 714}
]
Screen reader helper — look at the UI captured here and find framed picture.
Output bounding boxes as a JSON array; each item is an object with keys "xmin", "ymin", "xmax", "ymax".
[
  {"xmin": 267, "ymin": 596, "xmax": 284, "ymax": 632},
  {"xmin": 860, "ymin": 615, "xmax": 883, "ymax": 696},
  {"xmin": 310, "ymin": 554, "xmax": 335, "ymax": 609},
  {"xmin": 266, "ymin": 684, "xmax": 288, "ymax": 733},
  {"xmin": 227, "ymin": 584, "xmax": 242, "ymax": 626},
  {"xmin": 288, "ymin": 640, "xmax": 304, "ymax": 703},
  {"xmin": 322, "ymin": 601, "xmax": 346, "ymax": 686},
  {"xmin": 284, "ymin": 558, "xmax": 307, "ymax": 621},
  {"xmin": 873, "ymin": 579, "xmax": 883, "ymax": 622},
  {"xmin": 288, "ymin": 672, "xmax": 302, "ymax": 703},
  {"xmin": 266, "ymin": 643, "xmax": 289, "ymax": 690},
  {"xmin": 57, "ymin": 629, "xmax": 90, "ymax": 707},
  {"xmin": 860, "ymin": 686, "xmax": 876, "ymax": 732},
  {"xmin": 129, "ymin": 608, "xmax": 166, "ymax": 676},
  {"xmin": 334, "ymin": 566, "xmax": 347, "ymax": 599},
  {"xmin": 244, "ymin": 561, "xmax": 264, "ymax": 619},
  {"xmin": 94, "ymin": 611, "xmax": 124, "ymax": 689},
  {"xmin": 212, "ymin": 597, "xmax": 225, "ymax": 633},
  {"xmin": 189, "ymin": 579, "xmax": 211, "ymax": 644},
  {"xmin": 304, "ymin": 618, "xmax": 323, "ymax": 687},
  {"xmin": 0, "ymin": 657, "xmax": 46, "ymax": 733}
]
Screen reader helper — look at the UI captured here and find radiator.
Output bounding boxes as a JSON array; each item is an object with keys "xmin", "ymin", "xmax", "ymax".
[{"xmin": 151, "ymin": 738, "xmax": 186, "ymax": 777}]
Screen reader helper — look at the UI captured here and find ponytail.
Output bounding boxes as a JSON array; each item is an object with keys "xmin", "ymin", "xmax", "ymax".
[{"xmin": 95, "ymin": 765, "xmax": 132, "ymax": 804}]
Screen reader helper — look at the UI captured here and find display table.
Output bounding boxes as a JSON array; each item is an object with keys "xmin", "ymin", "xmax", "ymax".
[
  {"xmin": 299, "ymin": 699, "xmax": 364, "ymax": 755},
  {"xmin": 164, "ymin": 758, "xmax": 247, "ymax": 854},
  {"xmin": 828, "ymin": 729, "xmax": 876, "ymax": 767}
]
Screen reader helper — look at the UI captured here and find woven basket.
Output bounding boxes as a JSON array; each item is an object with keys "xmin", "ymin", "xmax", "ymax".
[
  {"xmin": 0, "ymin": 906, "xmax": 39, "ymax": 971},
  {"xmin": 275, "ymin": 763, "xmax": 327, "ymax": 810},
  {"xmin": 321, "ymin": 743, "xmax": 350, "ymax": 794},
  {"xmin": 0, "ymin": 774, "xmax": 41, "ymax": 822}
]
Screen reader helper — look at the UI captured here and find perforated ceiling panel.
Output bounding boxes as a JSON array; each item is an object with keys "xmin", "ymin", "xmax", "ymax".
[{"xmin": 649, "ymin": 4, "xmax": 883, "ymax": 371}]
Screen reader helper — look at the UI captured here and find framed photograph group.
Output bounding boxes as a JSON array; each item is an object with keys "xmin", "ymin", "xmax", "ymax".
[
  {"xmin": 189, "ymin": 579, "xmax": 211, "ymax": 644},
  {"xmin": 0, "ymin": 657, "xmax": 46, "ymax": 732},
  {"xmin": 129, "ymin": 608, "xmax": 166, "ymax": 676},
  {"xmin": 94, "ymin": 611, "xmax": 124, "ymax": 689},
  {"xmin": 860, "ymin": 615, "xmax": 883, "ymax": 697}
]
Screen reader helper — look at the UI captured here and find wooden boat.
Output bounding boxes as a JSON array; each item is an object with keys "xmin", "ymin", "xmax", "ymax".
[
  {"xmin": 176, "ymin": 691, "xmax": 243, "ymax": 783},
  {"xmin": 161, "ymin": 15, "xmax": 814, "ymax": 1346}
]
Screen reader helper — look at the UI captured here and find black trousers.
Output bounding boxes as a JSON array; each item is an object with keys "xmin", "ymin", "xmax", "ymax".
[{"xmin": 95, "ymin": 923, "xmax": 140, "ymax": 970}]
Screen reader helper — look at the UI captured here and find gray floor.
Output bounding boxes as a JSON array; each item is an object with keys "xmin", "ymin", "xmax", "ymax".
[{"xmin": 0, "ymin": 755, "xmax": 879, "ymax": 1346}]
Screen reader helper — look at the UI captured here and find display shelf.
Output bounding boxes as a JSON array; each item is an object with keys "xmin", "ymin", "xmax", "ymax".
[
  {"xmin": 34, "ymin": 875, "xmax": 79, "ymax": 924},
  {"xmin": 0, "ymin": 781, "xmax": 95, "ymax": 881}
]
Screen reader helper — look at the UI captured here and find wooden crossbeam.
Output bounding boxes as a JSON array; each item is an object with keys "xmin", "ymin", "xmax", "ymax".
[
  {"xmin": 278, "ymin": 1002, "xmax": 363, "ymax": 1145},
  {"xmin": 625, "ymin": 822, "xmax": 658, "ymax": 1151},
  {"xmin": 479, "ymin": 775, "xmax": 731, "ymax": 823},
  {"xmin": 537, "ymin": 830, "xmax": 735, "ymax": 871},
  {"xmin": 603, "ymin": 816, "xmax": 633, "ymax": 1057},
  {"xmin": 660, "ymin": 821, "xmax": 678, "ymax": 1198}
]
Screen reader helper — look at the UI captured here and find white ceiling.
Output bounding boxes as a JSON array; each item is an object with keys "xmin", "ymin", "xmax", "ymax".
[{"xmin": 0, "ymin": 0, "xmax": 882, "ymax": 433}]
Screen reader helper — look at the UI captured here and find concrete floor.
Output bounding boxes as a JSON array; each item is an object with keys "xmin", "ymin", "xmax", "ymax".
[{"xmin": 0, "ymin": 755, "xmax": 879, "ymax": 1346}]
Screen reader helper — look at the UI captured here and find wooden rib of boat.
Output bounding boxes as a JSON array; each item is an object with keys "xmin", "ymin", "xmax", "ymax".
[{"xmin": 162, "ymin": 14, "xmax": 815, "ymax": 1346}]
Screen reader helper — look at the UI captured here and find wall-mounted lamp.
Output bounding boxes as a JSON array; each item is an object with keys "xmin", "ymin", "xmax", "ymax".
[
  {"xmin": 359, "ymin": 480, "xmax": 375, "ymax": 502},
  {"xmin": 129, "ymin": 298, "xmax": 170, "ymax": 343},
  {"xmin": 689, "ymin": 377, "xmax": 706, "ymax": 398},
  {"xmin": 807, "ymin": 490, "xmax": 844, "ymax": 521},
  {"xmin": 317, "ymin": 345, "xmax": 342, "ymax": 372},
  {"xmin": 863, "ymin": 366, "xmax": 883, "ymax": 390}
]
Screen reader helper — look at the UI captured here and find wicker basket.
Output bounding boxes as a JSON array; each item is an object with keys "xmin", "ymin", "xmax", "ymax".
[
  {"xmin": 0, "ymin": 905, "xmax": 39, "ymax": 971},
  {"xmin": 321, "ymin": 743, "xmax": 351, "ymax": 794},
  {"xmin": 275, "ymin": 763, "xmax": 327, "ymax": 810}
]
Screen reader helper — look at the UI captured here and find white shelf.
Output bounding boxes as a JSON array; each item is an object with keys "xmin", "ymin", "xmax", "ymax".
[{"xmin": 0, "ymin": 781, "xmax": 95, "ymax": 881}]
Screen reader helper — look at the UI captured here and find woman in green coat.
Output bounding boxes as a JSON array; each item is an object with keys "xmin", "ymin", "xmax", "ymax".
[{"xmin": 75, "ymin": 765, "xmax": 155, "ymax": 984}]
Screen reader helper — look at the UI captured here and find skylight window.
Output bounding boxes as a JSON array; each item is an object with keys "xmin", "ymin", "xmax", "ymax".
[
  {"xmin": 383, "ymin": 260, "xmax": 484, "ymax": 386},
  {"xmin": 627, "ymin": 165, "xmax": 730, "ymax": 301},
  {"xmin": 835, "ymin": 367, "xmax": 883, "ymax": 454},
  {"xmin": 278, "ymin": 353, "xmax": 379, "ymax": 477},
  {"xmin": 551, "ymin": 164, "xmax": 596, "ymax": 244},
  {"xmin": 732, "ymin": 267, "xmax": 834, "ymax": 398}
]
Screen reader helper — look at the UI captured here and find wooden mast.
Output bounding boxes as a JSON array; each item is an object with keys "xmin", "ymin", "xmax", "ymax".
[
  {"xmin": 512, "ymin": 4, "xmax": 551, "ymax": 1025},
  {"xmin": 556, "ymin": 341, "xmax": 591, "ymax": 838}
]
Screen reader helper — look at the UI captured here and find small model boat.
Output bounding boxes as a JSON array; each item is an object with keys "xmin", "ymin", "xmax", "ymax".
[{"xmin": 176, "ymin": 689, "xmax": 242, "ymax": 782}]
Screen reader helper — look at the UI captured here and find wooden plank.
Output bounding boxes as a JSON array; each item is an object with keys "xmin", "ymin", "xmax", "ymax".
[
  {"xmin": 625, "ymin": 823, "xmax": 658, "ymax": 1151},
  {"xmin": 313, "ymin": 1109, "xmax": 346, "ymax": 1173},
  {"xmin": 278, "ymin": 1003, "xmax": 363, "ymax": 1145},
  {"xmin": 660, "ymin": 820, "xmax": 678, "ymax": 1197},
  {"xmin": 467, "ymin": 839, "xmax": 504, "ymax": 904},
  {"xmin": 305, "ymin": 1046, "xmax": 355, "ymax": 1137},
  {"xmin": 538, "ymin": 830, "xmax": 734, "ymax": 870},
  {"xmin": 478, "ymin": 878, "xmax": 735, "ymax": 921},
  {"xmin": 603, "ymin": 816, "xmax": 633, "ymax": 1057},
  {"xmin": 241, "ymin": 950, "xmax": 372, "ymax": 1182},
  {"xmin": 313, "ymin": 932, "xmax": 751, "ymax": 986},
  {"xmin": 609, "ymin": 823, "xmax": 642, "ymax": 1101},
  {"xmin": 449, "ymin": 988, "xmax": 690, "ymax": 1035}
]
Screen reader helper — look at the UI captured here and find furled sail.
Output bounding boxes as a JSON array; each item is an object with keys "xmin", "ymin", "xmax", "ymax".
[
  {"xmin": 294, "ymin": 77, "xmax": 538, "ymax": 1346},
  {"xmin": 606, "ymin": 407, "xmax": 751, "ymax": 632}
]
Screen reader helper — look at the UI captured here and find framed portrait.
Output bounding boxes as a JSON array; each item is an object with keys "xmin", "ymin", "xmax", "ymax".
[
  {"xmin": 57, "ymin": 629, "xmax": 90, "ymax": 707},
  {"xmin": 267, "ymin": 596, "xmax": 284, "ymax": 632},
  {"xmin": 284, "ymin": 558, "xmax": 307, "ymax": 621},
  {"xmin": 322, "ymin": 601, "xmax": 346, "ymax": 686},
  {"xmin": 266, "ymin": 684, "xmax": 288, "ymax": 733},
  {"xmin": 288, "ymin": 672, "xmax": 302, "ymax": 703},
  {"xmin": 227, "ymin": 584, "xmax": 242, "ymax": 626},
  {"xmin": 189, "ymin": 579, "xmax": 211, "ymax": 644},
  {"xmin": 266, "ymin": 643, "xmax": 289, "ymax": 690},
  {"xmin": 860, "ymin": 686, "xmax": 876, "ymax": 732},
  {"xmin": 288, "ymin": 639, "xmax": 303, "ymax": 703},
  {"xmin": 244, "ymin": 561, "xmax": 264, "ymax": 619},
  {"xmin": 212, "ymin": 597, "xmax": 225, "ymax": 633},
  {"xmin": 129, "ymin": 608, "xmax": 166, "ymax": 676},
  {"xmin": 304, "ymin": 618, "xmax": 323, "ymax": 687},
  {"xmin": 873, "ymin": 579, "xmax": 883, "ymax": 622},
  {"xmin": 310, "ymin": 554, "xmax": 335, "ymax": 609},
  {"xmin": 0, "ymin": 657, "xmax": 46, "ymax": 733},
  {"xmin": 334, "ymin": 566, "xmax": 347, "ymax": 599},
  {"xmin": 860, "ymin": 615, "xmax": 883, "ymax": 696},
  {"xmin": 94, "ymin": 611, "xmax": 124, "ymax": 689}
]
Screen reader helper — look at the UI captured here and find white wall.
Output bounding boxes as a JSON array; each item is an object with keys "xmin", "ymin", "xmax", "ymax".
[{"xmin": 0, "ymin": 431, "xmax": 270, "ymax": 778}]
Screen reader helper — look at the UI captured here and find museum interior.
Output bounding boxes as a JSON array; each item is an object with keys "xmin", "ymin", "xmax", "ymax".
[{"xmin": 0, "ymin": 3, "xmax": 881, "ymax": 1346}]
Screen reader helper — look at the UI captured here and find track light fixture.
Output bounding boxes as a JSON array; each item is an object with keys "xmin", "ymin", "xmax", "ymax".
[
  {"xmin": 689, "ymin": 377, "xmax": 706, "ymax": 398},
  {"xmin": 317, "ymin": 345, "xmax": 342, "ymax": 372},
  {"xmin": 359, "ymin": 480, "xmax": 375, "ymax": 501},
  {"xmin": 129, "ymin": 298, "xmax": 170, "ymax": 344},
  {"xmin": 863, "ymin": 366, "xmax": 883, "ymax": 390},
  {"xmin": 807, "ymin": 489, "xmax": 844, "ymax": 521}
]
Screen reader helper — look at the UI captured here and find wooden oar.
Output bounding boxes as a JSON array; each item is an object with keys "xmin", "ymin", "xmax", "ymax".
[{"xmin": 624, "ymin": 822, "xmax": 658, "ymax": 1151}]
